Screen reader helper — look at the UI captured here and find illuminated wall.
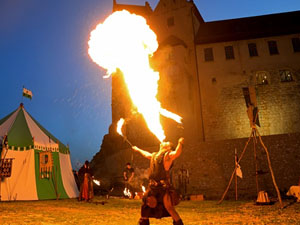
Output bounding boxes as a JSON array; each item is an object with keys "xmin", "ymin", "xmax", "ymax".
[{"xmin": 196, "ymin": 34, "xmax": 300, "ymax": 140}]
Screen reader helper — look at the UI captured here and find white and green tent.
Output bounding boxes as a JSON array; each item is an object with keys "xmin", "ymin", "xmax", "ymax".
[{"xmin": 0, "ymin": 103, "xmax": 79, "ymax": 201}]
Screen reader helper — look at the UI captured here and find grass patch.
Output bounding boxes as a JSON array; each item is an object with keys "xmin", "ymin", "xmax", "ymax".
[{"xmin": 0, "ymin": 197, "xmax": 299, "ymax": 224}]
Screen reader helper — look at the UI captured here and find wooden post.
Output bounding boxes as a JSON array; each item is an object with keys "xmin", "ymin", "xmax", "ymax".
[
  {"xmin": 218, "ymin": 129, "xmax": 253, "ymax": 204},
  {"xmin": 235, "ymin": 148, "xmax": 238, "ymax": 201},
  {"xmin": 253, "ymin": 130, "xmax": 259, "ymax": 194},
  {"xmin": 256, "ymin": 129, "xmax": 283, "ymax": 208}
]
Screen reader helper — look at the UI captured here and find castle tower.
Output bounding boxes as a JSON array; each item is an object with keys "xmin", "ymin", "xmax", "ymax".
[
  {"xmin": 110, "ymin": 0, "xmax": 207, "ymax": 144},
  {"xmin": 149, "ymin": 0, "xmax": 206, "ymax": 142}
]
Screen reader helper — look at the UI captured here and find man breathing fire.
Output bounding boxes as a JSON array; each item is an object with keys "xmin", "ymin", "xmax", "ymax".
[
  {"xmin": 132, "ymin": 137, "xmax": 184, "ymax": 225},
  {"xmin": 88, "ymin": 10, "xmax": 184, "ymax": 224}
]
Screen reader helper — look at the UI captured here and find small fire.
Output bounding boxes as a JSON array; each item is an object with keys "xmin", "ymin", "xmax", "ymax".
[
  {"xmin": 142, "ymin": 185, "xmax": 146, "ymax": 193},
  {"xmin": 117, "ymin": 118, "xmax": 125, "ymax": 136},
  {"xmin": 93, "ymin": 179, "xmax": 101, "ymax": 186},
  {"xmin": 123, "ymin": 188, "xmax": 132, "ymax": 198},
  {"xmin": 88, "ymin": 10, "xmax": 182, "ymax": 142}
]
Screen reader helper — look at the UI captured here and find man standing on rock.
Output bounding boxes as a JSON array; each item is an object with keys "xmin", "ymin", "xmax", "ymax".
[{"xmin": 132, "ymin": 137, "xmax": 184, "ymax": 225}]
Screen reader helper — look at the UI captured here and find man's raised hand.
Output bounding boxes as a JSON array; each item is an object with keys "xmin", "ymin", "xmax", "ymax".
[{"xmin": 178, "ymin": 137, "xmax": 184, "ymax": 145}]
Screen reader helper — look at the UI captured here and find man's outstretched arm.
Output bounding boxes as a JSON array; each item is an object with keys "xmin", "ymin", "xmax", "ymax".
[
  {"xmin": 168, "ymin": 137, "xmax": 184, "ymax": 160},
  {"xmin": 132, "ymin": 146, "xmax": 152, "ymax": 159}
]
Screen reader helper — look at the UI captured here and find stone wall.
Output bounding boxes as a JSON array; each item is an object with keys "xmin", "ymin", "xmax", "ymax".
[
  {"xmin": 256, "ymin": 71, "xmax": 300, "ymax": 135},
  {"xmin": 91, "ymin": 132, "xmax": 300, "ymax": 199},
  {"xmin": 197, "ymin": 34, "xmax": 300, "ymax": 141}
]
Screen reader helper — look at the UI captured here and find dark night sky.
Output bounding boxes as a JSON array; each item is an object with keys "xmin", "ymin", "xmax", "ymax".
[{"xmin": 1, "ymin": 0, "xmax": 299, "ymax": 169}]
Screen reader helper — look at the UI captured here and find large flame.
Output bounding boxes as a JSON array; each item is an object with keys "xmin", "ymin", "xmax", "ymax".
[{"xmin": 88, "ymin": 10, "xmax": 182, "ymax": 142}]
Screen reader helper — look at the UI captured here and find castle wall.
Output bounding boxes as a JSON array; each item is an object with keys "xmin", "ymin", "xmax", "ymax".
[{"xmin": 92, "ymin": 132, "xmax": 300, "ymax": 199}]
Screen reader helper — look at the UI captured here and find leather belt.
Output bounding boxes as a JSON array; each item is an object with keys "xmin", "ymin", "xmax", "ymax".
[{"xmin": 149, "ymin": 179, "xmax": 169, "ymax": 187}]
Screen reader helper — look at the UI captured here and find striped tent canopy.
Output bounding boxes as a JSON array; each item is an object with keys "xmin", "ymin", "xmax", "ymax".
[{"xmin": 0, "ymin": 103, "xmax": 78, "ymax": 201}]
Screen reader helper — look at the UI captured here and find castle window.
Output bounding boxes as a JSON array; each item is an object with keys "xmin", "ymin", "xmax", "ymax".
[
  {"xmin": 248, "ymin": 43, "xmax": 258, "ymax": 57},
  {"xmin": 279, "ymin": 70, "xmax": 294, "ymax": 82},
  {"xmin": 292, "ymin": 38, "xmax": 300, "ymax": 52},
  {"xmin": 224, "ymin": 46, "xmax": 235, "ymax": 59},
  {"xmin": 268, "ymin": 41, "xmax": 279, "ymax": 55},
  {"xmin": 167, "ymin": 17, "xmax": 174, "ymax": 27},
  {"xmin": 204, "ymin": 48, "xmax": 214, "ymax": 61},
  {"xmin": 256, "ymin": 71, "xmax": 269, "ymax": 85}
]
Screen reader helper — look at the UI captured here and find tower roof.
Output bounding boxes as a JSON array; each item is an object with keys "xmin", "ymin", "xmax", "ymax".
[
  {"xmin": 113, "ymin": 0, "xmax": 153, "ymax": 18},
  {"xmin": 195, "ymin": 10, "xmax": 300, "ymax": 44}
]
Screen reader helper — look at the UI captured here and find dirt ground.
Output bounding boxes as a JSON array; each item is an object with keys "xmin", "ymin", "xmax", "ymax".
[{"xmin": 0, "ymin": 197, "xmax": 299, "ymax": 225}]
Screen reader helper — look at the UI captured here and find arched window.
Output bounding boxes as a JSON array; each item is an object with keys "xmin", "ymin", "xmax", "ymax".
[
  {"xmin": 256, "ymin": 71, "xmax": 269, "ymax": 85},
  {"xmin": 279, "ymin": 70, "xmax": 294, "ymax": 82}
]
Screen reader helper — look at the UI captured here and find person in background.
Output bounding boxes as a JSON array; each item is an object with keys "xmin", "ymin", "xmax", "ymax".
[
  {"xmin": 123, "ymin": 162, "xmax": 135, "ymax": 198},
  {"xmin": 78, "ymin": 161, "xmax": 94, "ymax": 202}
]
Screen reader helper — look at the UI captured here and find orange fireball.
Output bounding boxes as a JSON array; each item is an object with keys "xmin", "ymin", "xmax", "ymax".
[{"xmin": 88, "ymin": 10, "xmax": 182, "ymax": 142}]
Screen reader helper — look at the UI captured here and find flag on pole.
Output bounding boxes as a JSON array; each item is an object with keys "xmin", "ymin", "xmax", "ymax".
[
  {"xmin": 235, "ymin": 148, "xmax": 243, "ymax": 179},
  {"xmin": 236, "ymin": 163, "xmax": 243, "ymax": 179},
  {"xmin": 23, "ymin": 87, "xmax": 33, "ymax": 100}
]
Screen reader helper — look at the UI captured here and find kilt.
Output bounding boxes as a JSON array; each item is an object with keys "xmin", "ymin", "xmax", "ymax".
[{"xmin": 141, "ymin": 180, "xmax": 179, "ymax": 218}]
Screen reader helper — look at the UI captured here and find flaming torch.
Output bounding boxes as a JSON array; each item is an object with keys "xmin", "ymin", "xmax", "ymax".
[
  {"xmin": 88, "ymin": 10, "xmax": 182, "ymax": 143},
  {"xmin": 93, "ymin": 179, "xmax": 101, "ymax": 186},
  {"xmin": 142, "ymin": 185, "xmax": 146, "ymax": 193},
  {"xmin": 117, "ymin": 118, "xmax": 133, "ymax": 147}
]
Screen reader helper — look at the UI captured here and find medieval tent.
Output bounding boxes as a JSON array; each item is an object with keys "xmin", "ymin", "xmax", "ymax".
[{"xmin": 0, "ymin": 103, "xmax": 79, "ymax": 201}]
